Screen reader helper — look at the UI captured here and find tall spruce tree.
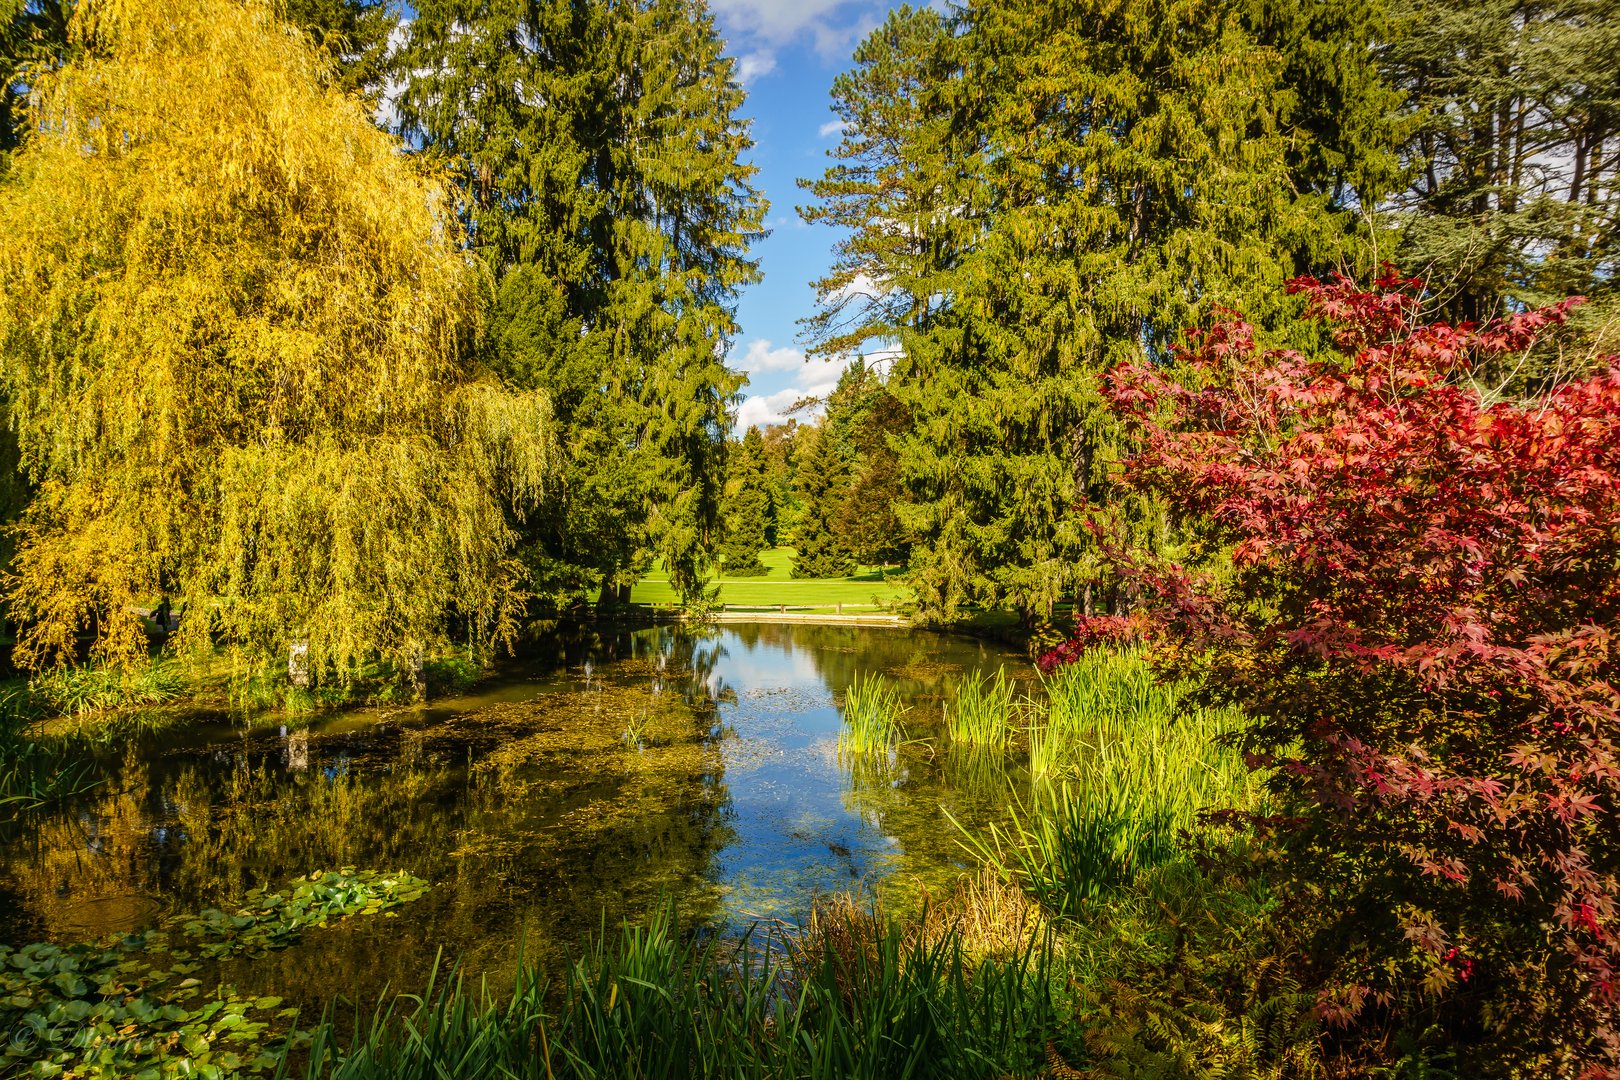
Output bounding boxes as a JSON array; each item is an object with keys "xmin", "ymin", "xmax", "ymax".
[
  {"xmin": 0, "ymin": 0, "xmax": 552, "ymax": 678},
  {"xmin": 394, "ymin": 0, "xmax": 766, "ymax": 609},
  {"xmin": 791, "ymin": 423, "xmax": 855, "ymax": 579},
  {"xmin": 802, "ymin": 0, "xmax": 1401, "ymax": 625},
  {"xmin": 719, "ymin": 427, "xmax": 770, "ymax": 576}
]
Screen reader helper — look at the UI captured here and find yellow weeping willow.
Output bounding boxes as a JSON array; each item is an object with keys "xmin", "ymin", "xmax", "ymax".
[{"xmin": 0, "ymin": 0, "xmax": 553, "ymax": 678}]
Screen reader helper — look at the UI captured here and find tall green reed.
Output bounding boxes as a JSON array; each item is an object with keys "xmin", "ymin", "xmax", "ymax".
[
  {"xmin": 289, "ymin": 902, "xmax": 1054, "ymax": 1080},
  {"xmin": 838, "ymin": 672, "xmax": 906, "ymax": 756},
  {"xmin": 964, "ymin": 647, "xmax": 1259, "ymax": 917},
  {"xmin": 945, "ymin": 667, "xmax": 1018, "ymax": 749}
]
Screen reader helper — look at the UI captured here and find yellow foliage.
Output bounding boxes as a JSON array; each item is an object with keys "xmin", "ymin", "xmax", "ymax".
[{"xmin": 0, "ymin": 0, "xmax": 553, "ymax": 677}]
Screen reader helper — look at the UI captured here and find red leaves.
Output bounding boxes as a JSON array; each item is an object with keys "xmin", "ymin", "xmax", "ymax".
[
  {"xmin": 1064, "ymin": 271, "xmax": 1620, "ymax": 1057},
  {"xmin": 1035, "ymin": 611, "xmax": 1155, "ymax": 671}
]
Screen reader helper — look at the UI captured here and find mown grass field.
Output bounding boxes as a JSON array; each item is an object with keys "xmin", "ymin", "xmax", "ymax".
[{"xmin": 630, "ymin": 547, "xmax": 907, "ymax": 611}]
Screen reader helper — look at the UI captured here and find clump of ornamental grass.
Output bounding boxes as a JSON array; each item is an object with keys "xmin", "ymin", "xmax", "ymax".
[
  {"xmin": 944, "ymin": 667, "xmax": 1018, "ymax": 748},
  {"xmin": 837, "ymin": 672, "xmax": 906, "ymax": 756}
]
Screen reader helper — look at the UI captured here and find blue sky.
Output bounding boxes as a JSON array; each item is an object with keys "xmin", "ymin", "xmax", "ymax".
[{"xmin": 709, "ymin": 0, "xmax": 903, "ymax": 431}]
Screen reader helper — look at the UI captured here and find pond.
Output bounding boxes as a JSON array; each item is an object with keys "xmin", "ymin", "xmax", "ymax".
[{"xmin": 0, "ymin": 624, "xmax": 1036, "ymax": 1012}]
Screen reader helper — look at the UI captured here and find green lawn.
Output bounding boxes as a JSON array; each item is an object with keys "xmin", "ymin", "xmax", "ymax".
[{"xmin": 630, "ymin": 547, "xmax": 908, "ymax": 611}]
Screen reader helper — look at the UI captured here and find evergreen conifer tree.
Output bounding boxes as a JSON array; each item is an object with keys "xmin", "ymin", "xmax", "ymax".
[
  {"xmin": 395, "ymin": 0, "xmax": 765, "ymax": 609},
  {"xmin": 803, "ymin": 0, "xmax": 1401, "ymax": 625},
  {"xmin": 719, "ymin": 427, "xmax": 770, "ymax": 577},
  {"xmin": 791, "ymin": 425, "xmax": 855, "ymax": 579},
  {"xmin": 1384, "ymin": 0, "xmax": 1620, "ymax": 342}
]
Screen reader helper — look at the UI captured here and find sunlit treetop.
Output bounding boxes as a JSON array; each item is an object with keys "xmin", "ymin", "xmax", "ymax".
[{"xmin": 0, "ymin": 0, "xmax": 554, "ymax": 679}]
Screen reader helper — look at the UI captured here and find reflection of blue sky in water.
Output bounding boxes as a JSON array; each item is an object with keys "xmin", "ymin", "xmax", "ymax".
[
  {"xmin": 689, "ymin": 626, "xmax": 1026, "ymax": 924},
  {"xmin": 712, "ymin": 638, "xmax": 890, "ymax": 921},
  {"xmin": 0, "ymin": 624, "xmax": 1030, "ymax": 1007}
]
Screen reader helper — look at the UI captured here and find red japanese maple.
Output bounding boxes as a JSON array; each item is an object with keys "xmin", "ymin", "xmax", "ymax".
[{"xmin": 1057, "ymin": 273, "xmax": 1620, "ymax": 1072}]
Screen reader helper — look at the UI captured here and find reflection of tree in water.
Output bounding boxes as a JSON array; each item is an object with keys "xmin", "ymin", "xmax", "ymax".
[
  {"xmin": 0, "ymin": 744, "xmax": 165, "ymax": 943},
  {"xmin": 0, "ymin": 659, "xmax": 737, "ymax": 1009},
  {"xmin": 737, "ymin": 623, "xmax": 1024, "ymax": 707},
  {"xmin": 0, "ymin": 624, "xmax": 1039, "ymax": 1008}
]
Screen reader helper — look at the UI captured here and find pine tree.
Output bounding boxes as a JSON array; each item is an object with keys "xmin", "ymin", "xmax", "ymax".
[
  {"xmin": 719, "ymin": 427, "xmax": 770, "ymax": 576},
  {"xmin": 0, "ymin": 0, "xmax": 553, "ymax": 678},
  {"xmin": 818, "ymin": 357, "xmax": 909, "ymax": 566},
  {"xmin": 282, "ymin": 0, "xmax": 397, "ymax": 104},
  {"xmin": 791, "ymin": 425, "xmax": 855, "ymax": 579},
  {"xmin": 759, "ymin": 421, "xmax": 800, "ymax": 547},
  {"xmin": 395, "ymin": 0, "xmax": 766, "ymax": 609}
]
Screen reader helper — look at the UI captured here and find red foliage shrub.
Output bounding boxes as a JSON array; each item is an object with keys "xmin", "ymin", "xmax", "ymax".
[{"xmin": 1073, "ymin": 272, "xmax": 1620, "ymax": 1073}]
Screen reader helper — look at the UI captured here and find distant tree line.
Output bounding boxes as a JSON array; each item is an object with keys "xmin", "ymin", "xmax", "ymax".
[{"xmin": 717, "ymin": 356, "xmax": 910, "ymax": 580}]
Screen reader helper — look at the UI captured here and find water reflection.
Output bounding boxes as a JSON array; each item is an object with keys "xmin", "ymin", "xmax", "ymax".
[{"xmin": 0, "ymin": 624, "xmax": 1029, "ymax": 1008}]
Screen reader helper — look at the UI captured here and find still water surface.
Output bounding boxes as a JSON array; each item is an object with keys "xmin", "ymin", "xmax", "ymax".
[{"xmin": 0, "ymin": 624, "xmax": 1033, "ymax": 1008}]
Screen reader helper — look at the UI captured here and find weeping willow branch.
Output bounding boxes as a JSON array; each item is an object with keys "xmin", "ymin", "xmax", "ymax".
[{"xmin": 0, "ymin": 0, "xmax": 555, "ymax": 680}]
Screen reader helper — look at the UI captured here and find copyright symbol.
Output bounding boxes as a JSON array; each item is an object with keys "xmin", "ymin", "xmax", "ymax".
[{"xmin": 6, "ymin": 1020, "xmax": 40, "ymax": 1055}]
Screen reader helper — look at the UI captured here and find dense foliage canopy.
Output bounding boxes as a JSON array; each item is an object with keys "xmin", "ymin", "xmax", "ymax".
[
  {"xmin": 1072, "ymin": 275, "xmax": 1620, "ymax": 1072},
  {"xmin": 395, "ymin": 0, "xmax": 765, "ymax": 609},
  {"xmin": 0, "ymin": 0, "xmax": 552, "ymax": 678},
  {"xmin": 803, "ymin": 0, "xmax": 1401, "ymax": 626}
]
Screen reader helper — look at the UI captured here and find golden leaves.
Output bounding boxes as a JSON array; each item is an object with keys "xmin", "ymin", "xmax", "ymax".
[{"xmin": 0, "ymin": 0, "xmax": 554, "ymax": 676}]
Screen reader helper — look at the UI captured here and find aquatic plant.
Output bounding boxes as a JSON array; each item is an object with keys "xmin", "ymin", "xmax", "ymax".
[
  {"xmin": 1031, "ymin": 648, "xmax": 1254, "ymax": 821},
  {"xmin": 944, "ymin": 667, "xmax": 1017, "ymax": 748},
  {"xmin": 0, "ymin": 692, "xmax": 104, "ymax": 810},
  {"xmin": 837, "ymin": 672, "xmax": 905, "ymax": 756},
  {"xmin": 292, "ymin": 899, "xmax": 1055, "ymax": 1079},
  {"xmin": 0, "ymin": 869, "xmax": 431, "ymax": 1078},
  {"xmin": 621, "ymin": 710, "xmax": 651, "ymax": 750},
  {"xmin": 960, "ymin": 647, "xmax": 1256, "ymax": 916},
  {"xmin": 963, "ymin": 785, "xmax": 1179, "ymax": 919}
]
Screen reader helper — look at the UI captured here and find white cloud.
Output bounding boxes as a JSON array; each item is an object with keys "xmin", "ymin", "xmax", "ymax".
[
  {"xmin": 826, "ymin": 271, "xmax": 884, "ymax": 306},
  {"xmin": 863, "ymin": 342, "xmax": 904, "ymax": 368},
  {"xmin": 736, "ymin": 388, "xmax": 808, "ymax": 430},
  {"xmin": 818, "ymin": 119, "xmax": 848, "ymax": 139},
  {"xmin": 735, "ymin": 49, "xmax": 777, "ymax": 84},
  {"xmin": 712, "ymin": 0, "xmax": 883, "ymax": 78},
  {"xmin": 710, "ymin": 0, "xmax": 855, "ymax": 47},
  {"xmin": 731, "ymin": 338, "xmax": 857, "ymax": 429},
  {"xmin": 738, "ymin": 338, "xmax": 807, "ymax": 373}
]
